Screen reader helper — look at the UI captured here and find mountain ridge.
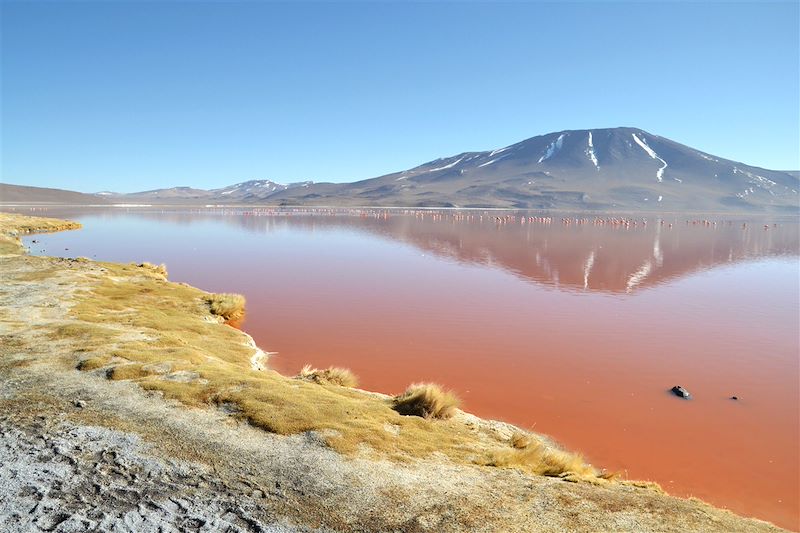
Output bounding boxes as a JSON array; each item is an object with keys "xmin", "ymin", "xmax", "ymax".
[
  {"xmin": 270, "ymin": 127, "xmax": 798, "ymax": 212},
  {"xmin": 92, "ymin": 180, "xmax": 315, "ymax": 204},
  {"xmin": 3, "ymin": 128, "xmax": 798, "ymax": 212}
]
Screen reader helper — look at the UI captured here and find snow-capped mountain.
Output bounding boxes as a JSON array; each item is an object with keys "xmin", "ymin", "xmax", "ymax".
[
  {"xmin": 265, "ymin": 127, "xmax": 798, "ymax": 212},
  {"xmin": 210, "ymin": 180, "xmax": 314, "ymax": 201},
  {"xmin": 92, "ymin": 180, "xmax": 314, "ymax": 204},
  {"xmin": 212, "ymin": 180, "xmax": 287, "ymax": 199}
]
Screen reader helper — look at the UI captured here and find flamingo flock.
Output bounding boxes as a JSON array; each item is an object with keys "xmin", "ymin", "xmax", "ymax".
[{"xmin": 6, "ymin": 205, "xmax": 781, "ymax": 231}]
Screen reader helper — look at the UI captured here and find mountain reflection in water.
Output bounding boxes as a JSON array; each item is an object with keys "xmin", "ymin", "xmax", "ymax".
[{"xmin": 134, "ymin": 208, "xmax": 798, "ymax": 294}]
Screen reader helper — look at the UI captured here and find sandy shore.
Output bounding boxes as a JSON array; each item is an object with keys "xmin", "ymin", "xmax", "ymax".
[{"xmin": 0, "ymin": 213, "xmax": 787, "ymax": 532}]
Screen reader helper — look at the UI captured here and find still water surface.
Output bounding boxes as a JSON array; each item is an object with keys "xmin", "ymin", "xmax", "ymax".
[{"xmin": 16, "ymin": 207, "xmax": 800, "ymax": 529}]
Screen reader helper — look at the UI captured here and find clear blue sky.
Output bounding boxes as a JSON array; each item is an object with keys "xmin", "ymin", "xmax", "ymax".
[{"xmin": 2, "ymin": 1, "xmax": 798, "ymax": 193}]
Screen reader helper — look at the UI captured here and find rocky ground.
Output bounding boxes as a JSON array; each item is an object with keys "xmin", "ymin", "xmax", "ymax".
[{"xmin": 0, "ymin": 414, "xmax": 306, "ymax": 533}]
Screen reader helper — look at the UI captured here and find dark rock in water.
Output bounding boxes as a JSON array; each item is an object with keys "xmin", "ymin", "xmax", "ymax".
[
  {"xmin": 730, "ymin": 396, "xmax": 738, "ymax": 400},
  {"xmin": 670, "ymin": 386, "xmax": 691, "ymax": 399}
]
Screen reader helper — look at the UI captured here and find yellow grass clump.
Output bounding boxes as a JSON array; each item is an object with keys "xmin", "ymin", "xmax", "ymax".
[
  {"xmin": 205, "ymin": 293, "xmax": 246, "ymax": 322},
  {"xmin": 510, "ymin": 431, "xmax": 534, "ymax": 449},
  {"xmin": 135, "ymin": 262, "xmax": 168, "ymax": 277},
  {"xmin": 392, "ymin": 383, "xmax": 460, "ymax": 420},
  {"xmin": 77, "ymin": 355, "xmax": 112, "ymax": 371},
  {"xmin": 296, "ymin": 364, "xmax": 359, "ymax": 388},
  {"xmin": 483, "ymin": 435, "xmax": 597, "ymax": 479},
  {"xmin": 622, "ymin": 479, "xmax": 665, "ymax": 493},
  {"xmin": 106, "ymin": 363, "xmax": 153, "ymax": 381}
]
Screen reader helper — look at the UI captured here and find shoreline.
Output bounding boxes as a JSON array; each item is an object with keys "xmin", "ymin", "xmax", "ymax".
[
  {"xmin": 0, "ymin": 212, "xmax": 789, "ymax": 532},
  {"xmin": 2, "ymin": 202, "xmax": 799, "ymax": 218}
]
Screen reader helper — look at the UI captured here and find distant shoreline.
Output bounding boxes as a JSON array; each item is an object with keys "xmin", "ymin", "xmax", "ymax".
[{"xmin": 2, "ymin": 202, "xmax": 798, "ymax": 218}]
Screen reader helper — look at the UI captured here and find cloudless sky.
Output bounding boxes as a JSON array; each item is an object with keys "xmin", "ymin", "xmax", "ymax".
[{"xmin": 2, "ymin": 1, "xmax": 798, "ymax": 193}]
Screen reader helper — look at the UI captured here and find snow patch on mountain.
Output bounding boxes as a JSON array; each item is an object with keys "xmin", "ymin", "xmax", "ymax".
[
  {"xmin": 631, "ymin": 134, "xmax": 668, "ymax": 182},
  {"xmin": 734, "ymin": 167, "xmax": 776, "ymax": 190},
  {"xmin": 428, "ymin": 157, "xmax": 465, "ymax": 172},
  {"xmin": 489, "ymin": 146, "xmax": 511, "ymax": 157},
  {"xmin": 586, "ymin": 132, "xmax": 599, "ymax": 169},
  {"xmin": 478, "ymin": 153, "xmax": 512, "ymax": 168},
  {"xmin": 538, "ymin": 134, "xmax": 566, "ymax": 163}
]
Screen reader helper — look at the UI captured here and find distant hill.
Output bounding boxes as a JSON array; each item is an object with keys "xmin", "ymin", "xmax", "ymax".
[
  {"xmin": 95, "ymin": 180, "xmax": 314, "ymax": 204},
  {"xmin": 5, "ymin": 128, "xmax": 799, "ymax": 212},
  {"xmin": 0, "ymin": 184, "xmax": 109, "ymax": 205}
]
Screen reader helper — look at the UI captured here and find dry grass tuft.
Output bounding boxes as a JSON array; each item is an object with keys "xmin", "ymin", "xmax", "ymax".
[
  {"xmin": 621, "ymin": 479, "xmax": 666, "ymax": 494},
  {"xmin": 205, "ymin": 293, "xmax": 246, "ymax": 322},
  {"xmin": 510, "ymin": 431, "xmax": 534, "ymax": 449},
  {"xmin": 392, "ymin": 383, "xmax": 460, "ymax": 420},
  {"xmin": 77, "ymin": 356, "xmax": 112, "ymax": 371},
  {"xmin": 49, "ymin": 323, "xmax": 115, "ymax": 352},
  {"xmin": 598, "ymin": 470, "xmax": 622, "ymax": 481},
  {"xmin": 296, "ymin": 365, "xmax": 359, "ymax": 388},
  {"xmin": 538, "ymin": 448, "xmax": 595, "ymax": 478},
  {"xmin": 136, "ymin": 262, "xmax": 168, "ymax": 277},
  {"xmin": 106, "ymin": 364, "xmax": 152, "ymax": 381},
  {"xmin": 481, "ymin": 436, "xmax": 597, "ymax": 478}
]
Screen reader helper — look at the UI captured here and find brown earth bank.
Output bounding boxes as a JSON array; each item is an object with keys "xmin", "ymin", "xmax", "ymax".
[{"xmin": 0, "ymin": 213, "xmax": 788, "ymax": 532}]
